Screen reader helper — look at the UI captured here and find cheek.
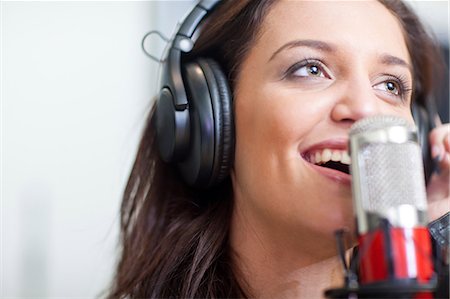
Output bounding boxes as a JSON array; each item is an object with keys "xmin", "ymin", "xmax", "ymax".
[
  {"xmin": 232, "ymin": 87, "xmax": 297, "ymax": 187},
  {"xmin": 381, "ymin": 102, "xmax": 415, "ymax": 125},
  {"xmin": 232, "ymin": 84, "xmax": 331, "ymax": 209},
  {"xmin": 232, "ymin": 79, "xmax": 338, "ymax": 187},
  {"xmin": 234, "ymin": 84, "xmax": 328, "ymax": 147},
  {"xmin": 406, "ymin": 106, "xmax": 416, "ymax": 125}
]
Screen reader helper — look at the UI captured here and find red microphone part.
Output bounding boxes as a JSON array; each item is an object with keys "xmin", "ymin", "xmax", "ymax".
[{"xmin": 358, "ymin": 227, "xmax": 433, "ymax": 283}]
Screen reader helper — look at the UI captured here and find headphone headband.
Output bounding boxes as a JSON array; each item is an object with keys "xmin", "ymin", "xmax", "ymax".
[
  {"xmin": 178, "ymin": 0, "xmax": 221, "ymax": 40},
  {"xmin": 162, "ymin": 0, "xmax": 221, "ymax": 110}
]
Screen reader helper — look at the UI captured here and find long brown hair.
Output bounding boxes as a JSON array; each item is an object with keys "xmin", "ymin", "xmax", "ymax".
[
  {"xmin": 108, "ymin": 1, "xmax": 443, "ymax": 298},
  {"xmin": 108, "ymin": 1, "xmax": 276, "ymax": 298}
]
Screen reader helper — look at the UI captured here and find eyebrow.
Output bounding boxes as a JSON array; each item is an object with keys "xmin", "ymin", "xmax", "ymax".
[
  {"xmin": 378, "ymin": 53, "xmax": 412, "ymax": 72},
  {"xmin": 269, "ymin": 39, "xmax": 336, "ymax": 61}
]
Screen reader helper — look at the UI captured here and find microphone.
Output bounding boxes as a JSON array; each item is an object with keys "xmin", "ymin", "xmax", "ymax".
[{"xmin": 325, "ymin": 115, "xmax": 437, "ymax": 299}]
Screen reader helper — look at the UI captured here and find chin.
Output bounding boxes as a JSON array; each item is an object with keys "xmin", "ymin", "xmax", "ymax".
[{"xmin": 313, "ymin": 208, "xmax": 355, "ymax": 240}]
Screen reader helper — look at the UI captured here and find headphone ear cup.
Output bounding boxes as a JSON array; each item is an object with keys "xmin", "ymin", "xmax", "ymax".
[
  {"xmin": 154, "ymin": 88, "xmax": 190, "ymax": 163},
  {"xmin": 178, "ymin": 58, "xmax": 234, "ymax": 188}
]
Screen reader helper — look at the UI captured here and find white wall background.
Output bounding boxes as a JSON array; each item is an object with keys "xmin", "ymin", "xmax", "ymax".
[
  {"xmin": 1, "ymin": 0, "xmax": 195, "ymax": 297},
  {"xmin": 1, "ymin": 0, "xmax": 448, "ymax": 298}
]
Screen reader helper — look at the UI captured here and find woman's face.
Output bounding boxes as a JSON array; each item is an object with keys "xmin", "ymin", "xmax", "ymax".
[{"xmin": 231, "ymin": 0, "xmax": 414, "ymax": 250}]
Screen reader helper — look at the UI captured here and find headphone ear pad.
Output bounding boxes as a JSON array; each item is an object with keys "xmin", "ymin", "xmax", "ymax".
[
  {"xmin": 199, "ymin": 58, "xmax": 234, "ymax": 185},
  {"xmin": 178, "ymin": 58, "xmax": 234, "ymax": 188}
]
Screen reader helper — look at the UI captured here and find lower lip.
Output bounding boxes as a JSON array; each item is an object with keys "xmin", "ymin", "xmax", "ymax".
[{"xmin": 306, "ymin": 161, "xmax": 352, "ymax": 185}]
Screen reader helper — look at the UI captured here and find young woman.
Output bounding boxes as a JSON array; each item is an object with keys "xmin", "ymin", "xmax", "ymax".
[{"xmin": 108, "ymin": 0, "xmax": 449, "ymax": 298}]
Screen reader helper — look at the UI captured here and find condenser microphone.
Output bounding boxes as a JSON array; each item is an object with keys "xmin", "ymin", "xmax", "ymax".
[
  {"xmin": 325, "ymin": 115, "xmax": 437, "ymax": 299},
  {"xmin": 350, "ymin": 115, "xmax": 436, "ymax": 297}
]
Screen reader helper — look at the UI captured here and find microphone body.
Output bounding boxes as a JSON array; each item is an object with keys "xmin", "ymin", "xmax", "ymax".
[
  {"xmin": 350, "ymin": 116, "xmax": 435, "ymax": 299},
  {"xmin": 325, "ymin": 115, "xmax": 437, "ymax": 299}
]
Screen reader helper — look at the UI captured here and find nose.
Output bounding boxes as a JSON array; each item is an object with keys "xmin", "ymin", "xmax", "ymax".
[{"xmin": 330, "ymin": 77, "xmax": 382, "ymax": 126}]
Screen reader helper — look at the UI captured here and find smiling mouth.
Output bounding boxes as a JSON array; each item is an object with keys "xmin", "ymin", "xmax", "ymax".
[{"xmin": 303, "ymin": 149, "xmax": 351, "ymax": 175}]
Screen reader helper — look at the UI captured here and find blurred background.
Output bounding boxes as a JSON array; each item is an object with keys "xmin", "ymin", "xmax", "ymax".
[{"xmin": 1, "ymin": 0, "xmax": 448, "ymax": 298}]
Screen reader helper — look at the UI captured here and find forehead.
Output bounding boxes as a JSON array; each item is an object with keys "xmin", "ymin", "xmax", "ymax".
[{"xmin": 258, "ymin": 0, "xmax": 410, "ymax": 63}]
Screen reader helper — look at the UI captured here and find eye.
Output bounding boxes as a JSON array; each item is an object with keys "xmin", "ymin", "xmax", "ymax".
[
  {"xmin": 373, "ymin": 80, "xmax": 401, "ymax": 95},
  {"xmin": 295, "ymin": 64, "xmax": 324, "ymax": 77},
  {"xmin": 285, "ymin": 59, "xmax": 331, "ymax": 80},
  {"xmin": 372, "ymin": 74, "xmax": 412, "ymax": 102}
]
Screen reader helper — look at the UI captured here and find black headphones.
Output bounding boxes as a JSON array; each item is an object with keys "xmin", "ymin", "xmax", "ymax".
[
  {"xmin": 154, "ymin": 0, "xmax": 437, "ymax": 188},
  {"xmin": 154, "ymin": 0, "xmax": 232, "ymax": 188}
]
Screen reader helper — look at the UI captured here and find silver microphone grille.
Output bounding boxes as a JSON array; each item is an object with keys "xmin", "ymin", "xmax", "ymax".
[
  {"xmin": 349, "ymin": 115, "xmax": 411, "ymax": 135},
  {"xmin": 349, "ymin": 115, "xmax": 428, "ymax": 232}
]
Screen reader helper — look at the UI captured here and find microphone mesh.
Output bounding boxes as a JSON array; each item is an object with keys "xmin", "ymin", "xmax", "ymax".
[
  {"xmin": 349, "ymin": 115, "xmax": 411, "ymax": 135},
  {"xmin": 359, "ymin": 142, "xmax": 427, "ymax": 212},
  {"xmin": 350, "ymin": 115, "xmax": 427, "ymax": 213}
]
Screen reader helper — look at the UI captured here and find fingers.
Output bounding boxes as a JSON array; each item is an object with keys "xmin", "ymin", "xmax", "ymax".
[
  {"xmin": 444, "ymin": 133, "xmax": 450, "ymax": 153},
  {"xmin": 429, "ymin": 123, "xmax": 450, "ymax": 170}
]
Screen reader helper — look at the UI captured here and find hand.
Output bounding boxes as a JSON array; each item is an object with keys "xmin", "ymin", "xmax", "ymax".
[{"xmin": 426, "ymin": 122, "xmax": 450, "ymax": 222}]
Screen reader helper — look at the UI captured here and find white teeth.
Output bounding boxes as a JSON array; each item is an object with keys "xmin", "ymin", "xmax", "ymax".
[
  {"xmin": 331, "ymin": 151, "xmax": 341, "ymax": 162},
  {"xmin": 315, "ymin": 151, "xmax": 322, "ymax": 164},
  {"xmin": 322, "ymin": 149, "xmax": 332, "ymax": 162},
  {"xmin": 341, "ymin": 151, "xmax": 351, "ymax": 165},
  {"xmin": 312, "ymin": 149, "xmax": 351, "ymax": 165}
]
